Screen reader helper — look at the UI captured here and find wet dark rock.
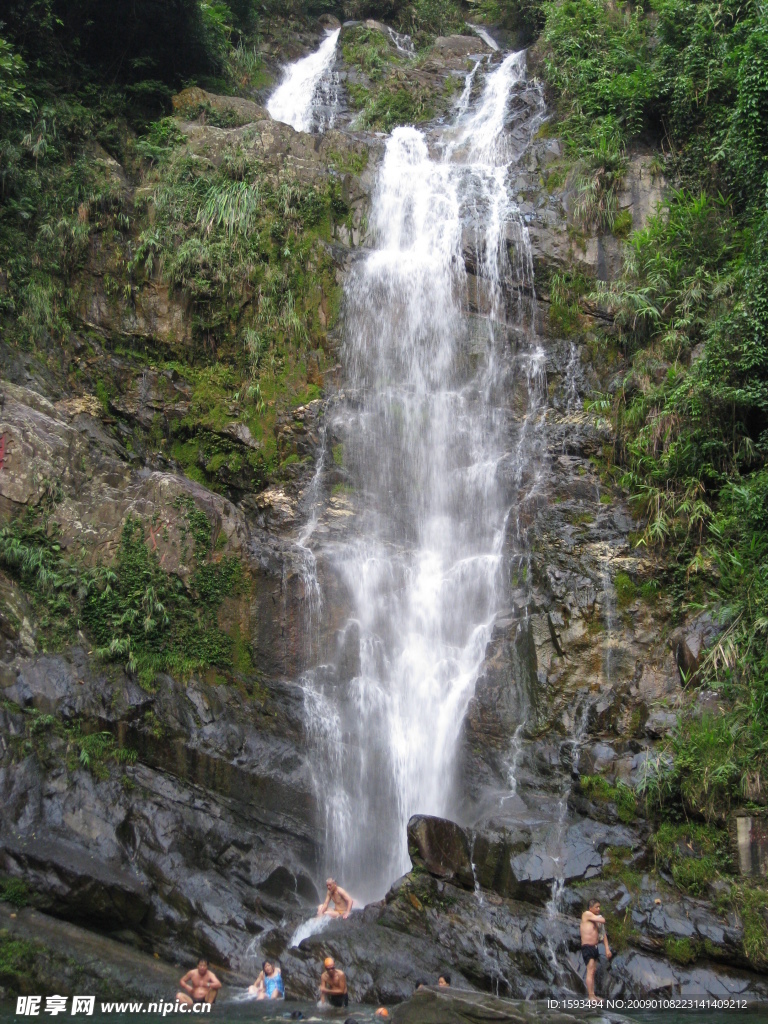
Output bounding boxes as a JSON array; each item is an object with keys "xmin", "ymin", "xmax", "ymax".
[
  {"xmin": 470, "ymin": 821, "xmax": 532, "ymax": 896},
  {"xmin": 391, "ymin": 988, "xmax": 624, "ymax": 1024},
  {"xmin": 0, "ymin": 902, "xmax": 195, "ymax": 999},
  {"xmin": 407, "ymin": 816, "xmax": 474, "ymax": 890},
  {"xmin": 0, "ymin": 832, "xmax": 150, "ymax": 929}
]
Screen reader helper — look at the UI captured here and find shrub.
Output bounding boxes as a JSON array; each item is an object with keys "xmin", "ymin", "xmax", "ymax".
[{"xmin": 651, "ymin": 821, "xmax": 730, "ymax": 895}]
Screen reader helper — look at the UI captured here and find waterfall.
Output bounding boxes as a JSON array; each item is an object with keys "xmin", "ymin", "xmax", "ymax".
[
  {"xmin": 386, "ymin": 26, "xmax": 415, "ymax": 55},
  {"xmin": 469, "ymin": 24, "xmax": 500, "ymax": 51},
  {"xmin": 267, "ymin": 29, "xmax": 341, "ymax": 132},
  {"xmin": 299, "ymin": 50, "xmax": 545, "ymax": 903}
]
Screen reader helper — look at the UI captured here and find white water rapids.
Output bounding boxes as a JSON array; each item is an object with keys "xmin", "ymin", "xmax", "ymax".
[
  {"xmin": 267, "ymin": 28, "xmax": 340, "ymax": 132},
  {"xmin": 272, "ymin": 39, "xmax": 546, "ymax": 903}
]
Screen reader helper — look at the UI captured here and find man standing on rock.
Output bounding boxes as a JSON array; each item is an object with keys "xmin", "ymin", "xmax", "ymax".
[
  {"xmin": 580, "ymin": 898, "xmax": 611, "ymax": 1002},
  {"xmin": 319, "ymin": 957, "xmax": 349, "ymax": 1007},
  {"xmin": 317, "ymin": 878, "xmax": 354, "ymax": 919}
]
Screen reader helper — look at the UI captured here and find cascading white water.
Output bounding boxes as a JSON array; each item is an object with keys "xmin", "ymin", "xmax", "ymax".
[
  {"xmin": 300, "ymin": 51, "xmax": 546, "ymax": 903},
  {"xmin": 469, "ymin": 23, "xmax": 500, "ymax": 51},
  {"xmin": 267, "ymin": 29, "xmax": 340, "ymax": 132},
  {"xmin": 386, "ymin": 26, "xmax": 415, "ymax": 55}
]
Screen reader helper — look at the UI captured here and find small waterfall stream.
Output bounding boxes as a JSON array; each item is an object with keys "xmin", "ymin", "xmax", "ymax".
[{"xmin": 267, "ymin": 28, "xmax": 341, "ymax": 132}]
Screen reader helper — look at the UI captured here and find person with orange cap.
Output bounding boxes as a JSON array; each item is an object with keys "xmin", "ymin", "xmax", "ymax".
[{"xmin": 319, "ymin": 956, "xmax": 348, "ymax": 1007}]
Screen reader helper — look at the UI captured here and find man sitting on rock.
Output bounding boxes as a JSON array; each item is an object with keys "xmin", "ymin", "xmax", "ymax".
[
  {"xmin": 580, "ymin": 898, "xmax": 612, "ymax": 1002},
  {"xmin": 317, "ymin": 878, "xmax": 354, "ymax": 919},
  {"xmin": 319, "ymin": 957, "xmax": 349, "ymax": 1007},
  {"xmin": 177, "ymin": 958, "xmax": 222, "ymax": 1007}
]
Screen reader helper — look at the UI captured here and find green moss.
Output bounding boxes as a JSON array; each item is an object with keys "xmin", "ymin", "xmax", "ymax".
[
  {"xmin": 143, "ymin": 709, "xmax": 165, "ymax": 740},
  {"xmin": 327, "ymin": 148, "xmax": 368, "ymax": 176},
  {"xmin": 342, "ymin": 26, "xmax": 398, "ymax": 81},
  {"xmin": 0, "ymin": 934, "xmax": 39, "ymax": 981},
  {"xmin": 332, "ymin": 443, "xmax": 344, "ymax": 467},
  {"xmin": 665, "ymin": 935, "xmax": 699, "ymax": 964},
  {"xmin": 547, "ymin": 270, "xmax": 588, "ymax": 336},
  {"xmin": 357, "ymin": 85, "xmax": 435, "ymax": 132},
  {"xmin": 94, "ymin": 378, "xmax": 112, "ymax": 414},
  {"xmin": 614, "ymin": 572, "xmax": 637, "ymax": 607},
  {"xmin": 580, "ymin": 775, "xmax": 638, "ymax": 823},
  {"xmin": 601, "ymin": 846, "xmax": 644, "ymax": 891},
  {"xmin": 640, "ymin": 579, "xmax": 661, "ymax": 604},
  {"xmin": 627, "ymin": 705, "xmax": 647, "ymax": 737},
  {"xmin": 651, "ymin": 822, "xmax": 730, "ymax": 896},
  {"xmin": 603, "ymin": 907, "xmax": 636, "ymax": 953},
  {"xmin": 0, "ymin": 878, "xmax": 29, "ymax": 908},
  {"xmin": 612, "ymin": 209, "xmax": 633, "ymax": 238},
  {"xmin": 725, "ymin": 882, "xmax": 768, "ymax": 968}
]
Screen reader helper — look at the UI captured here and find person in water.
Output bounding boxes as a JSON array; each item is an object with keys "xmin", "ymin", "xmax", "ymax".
[
  {"xmin": 319, "ymin": 957, "xmax": 348, "ymax": 1007},
  {"xmin": 317, "ymin": 878, "xmax": 354, "ymax": 919},
  {"xmin": 177, "ymin": 958, "xmax": 222, "ymax": 1006},
  {"xmin": 580, "ymin": 898, "xmax": 612, "ymax": 1002},
  {"xmin": 438, "ymin": 974, "xmax": 451, "ymax": 987},
  {"xmin": 250, "ymin": 960, "xmax": 285, "ymax": 1000}
]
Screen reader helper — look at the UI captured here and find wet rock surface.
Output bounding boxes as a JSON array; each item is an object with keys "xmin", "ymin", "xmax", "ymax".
[{"xmin": 391, "ymin": 989, "xmax": 626, "ymax": 1024}]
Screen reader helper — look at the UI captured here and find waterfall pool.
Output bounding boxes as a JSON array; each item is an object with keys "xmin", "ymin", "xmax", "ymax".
[{"xmin": 1, "ymin": 998, "xmax": 766, "ymax": 1023}]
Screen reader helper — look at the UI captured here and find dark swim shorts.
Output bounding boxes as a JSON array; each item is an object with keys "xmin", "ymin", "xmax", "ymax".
[
  {"xmin": 581, "ymin": 945, "xmax": 600, "ymax": 964},
  {"xmin": 328, "ymin": 994, "xmax": 349, "ymax": 1008}
]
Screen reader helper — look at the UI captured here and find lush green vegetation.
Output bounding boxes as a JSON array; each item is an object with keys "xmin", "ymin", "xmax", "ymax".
[
  {"xmin": 0, "ymin": 498, "xmax": 246, "ymax": 689},
  {"xmin": 522, "ymin": 0, "xmax": 768, "ymax": 830},
  {"xmin": 650, "ymin": 821, "xmax": 731, "ymax": 895}
]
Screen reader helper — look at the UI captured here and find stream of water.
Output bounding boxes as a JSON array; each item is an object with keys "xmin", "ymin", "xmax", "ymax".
[
  {"xmin": 266, "ymin": 28, "xmax": 340, "ymax": 132},
  {"xmin": 268, "ymin": 38, "xmax": 546, "ymax": 903}
]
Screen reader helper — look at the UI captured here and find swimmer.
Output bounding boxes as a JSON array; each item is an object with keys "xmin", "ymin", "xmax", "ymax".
[
  {"xmin": 249, "ymin": 960, "xmax": 284, "ymax": 1000},
  {"xmin": 319, "ymin": 957, "xmax": 348, "ymax": 1007}
]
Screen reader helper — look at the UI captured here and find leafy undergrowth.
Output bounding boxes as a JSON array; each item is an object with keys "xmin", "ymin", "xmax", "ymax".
[
  {"xmin": 0, "ymin": 3, "xmax": 345, "ymax": 498},
  {"xmin": 342, "ymin": 23, "xmax": 463, "ymax": 131},
  {"xmin": 0, "ymin": 498, "xmax": 248, "ymax": 690},
  {"xmin": 5, "ymin": 706, "xmax": 138, "ymax": 781},
  {"xmin": 650, "ymin": 821, "xmax": 731, "ymax": 896}
]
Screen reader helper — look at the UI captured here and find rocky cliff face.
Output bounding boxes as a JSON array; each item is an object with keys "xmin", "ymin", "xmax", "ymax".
[{"xmin": 0, "ymin": 19, "xmax": 765, "ymax": 1009}]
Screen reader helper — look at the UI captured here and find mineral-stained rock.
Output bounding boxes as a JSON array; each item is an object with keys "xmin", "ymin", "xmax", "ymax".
[
  {"xmin": 172, "ymin": 87, "xmax": 268, "ymax": 126},
  {"xmin": 669, "ymin": 612, "xmax": 721, "ymax": 687}
]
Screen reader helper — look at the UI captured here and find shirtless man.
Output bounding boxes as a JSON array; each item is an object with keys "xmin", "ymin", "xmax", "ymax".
[
  {"xmin": 317, "ymin": 878, "xmax": 354, "ymax": 919},
  {"xmin": 176, "ymin": 958, "xmax": 222, "ymax": 1007},
  {"xmin": 580, "ymin": 899, "xmax": 612, "ymax": 1002},
  {"xmin": 319, "ymin": 957, "xmax": 348, "ymax": 1007}
]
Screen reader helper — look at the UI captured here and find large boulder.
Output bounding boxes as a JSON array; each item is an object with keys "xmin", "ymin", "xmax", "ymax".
[
  {"xmin": 407, "ymin": 815, "xmax": 474, "ymax": 890},
  {"xmin": 669, "ymin": 612, "xmax": 721, "ymax": 687}
]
